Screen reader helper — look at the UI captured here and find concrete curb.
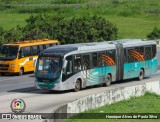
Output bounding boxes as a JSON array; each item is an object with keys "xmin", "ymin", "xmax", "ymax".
[{"xmin": 47, "ymin": 80, "xmax": 160, "ymax": 122}]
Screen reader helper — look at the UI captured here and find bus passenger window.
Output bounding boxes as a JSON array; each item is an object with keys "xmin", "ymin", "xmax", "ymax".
[
  {"xmin": 98, "ymin": 52, "xmax": 105, "ymax": 66},
  {"xmin": 46, "ymin": 44, "xmax": 50, "ymax": 49},
  {"xmin": 152, "ymin": 45, "xmax": 156, "ymax": 58},
  {"xmin": 43, "ymin": 45, "xmax": 46, "ymax": 50},
  {"xmin": 128, "ymin": 49, "xmax": 135, "ymax": 63},
  {"xmin": 82, "ymin": 55, "xmax": 90, "ymax": 70},
  {"xmin": 39, "ymin": 45, "xmax": 43, "ymax": 53},
  {"xmin": 31, "ymin": 46, "xmax": 38, "ymax": 55},
  {"xmin": 107, "ymin": 50, "xmax": 116, "ymax": 65},
  {"xmin": 74, "ymin": 55, "xmax": 82, "ymax": 72},
  {"xmin": 139, "ymin": 47, "xmax": 144, "ymax": 60},
  {"xmin": 145, "ymin": 47, "xmax": 151, "ymax": 60},
  {"xmin": 19, "ymin": 48, "xmax": 24, "ymax": 58},
  {"xmin": 92, "ymin": 53, "xmax": 97, "ymax": 68},
  {"xmin": 134, "ymin": 47, "xmax": 139, "ymax": 62},
  {"xmin": 23, "ymin": 47, "xmax": 31, "ymax": 57}
]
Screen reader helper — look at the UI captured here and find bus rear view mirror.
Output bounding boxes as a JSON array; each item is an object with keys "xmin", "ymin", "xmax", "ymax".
[{"xmin": 63, "ymin": 60, "xmax": 67, "ymax": 68}]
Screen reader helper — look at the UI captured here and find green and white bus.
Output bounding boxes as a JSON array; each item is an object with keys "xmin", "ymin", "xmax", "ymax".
[{"xmin": 34, "ymin": 39, "xmax": 157, "ymax": 92}]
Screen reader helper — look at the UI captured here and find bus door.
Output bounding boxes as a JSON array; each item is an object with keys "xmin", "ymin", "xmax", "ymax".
[
  {"xmin": 145, "ymin": 46, "xmax": 152, "ymax": 75},
  {"xmin": 82, "ymin": 55, "xmax": 91, "ymax": 85},
  {"xmin": 115, "ymin": 43, "xmax": 124, "ymax": 80},
  {"xmin": 98, "ymin": 52, "xmax": 106, "ymax": 84}
]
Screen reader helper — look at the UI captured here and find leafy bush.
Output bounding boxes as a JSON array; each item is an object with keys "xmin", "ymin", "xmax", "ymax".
[
  {"xmin": 0, "ymin": 14, "xmax": 118, "ymax": 45},
  {"xmin": 24, "ymin": 14, "xmax": 118, "ymax": 44},
  {"xmin": 147, "ymin": 27, "xmax": 160, "ymax": 40}
]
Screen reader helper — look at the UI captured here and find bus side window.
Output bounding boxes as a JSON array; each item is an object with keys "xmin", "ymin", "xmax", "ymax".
[
  {"xmin": 92, "ymin": 53, "xmax": 98, "ymax": 68},
  {"xmin": 145, "ymin": 46, "xmax": 151, "ymax": 60},
  {"xmin": 46, "ymin": 44, "xmax": 50, "ymax": 49},
  {"xmin": 139, "ymin": 46, "xmax": 144, "ymax": 60},
  {"xmin": 74, "ymin": 55, "xmax": 82, "ymax": 72},
  {"xmin": 19, "ymin": 48, "xmax": 25, "ymax": 58},
  {"xmin": 107, "ymin": 50, "xmax": 116, "ymax": 65},
  {"xmin": 43, "ymin": 45, "xmax": 46, "ymax": 50},
  {"xmin": 98, "ymin": 52, "xmax": 105, "ymax": 67},
  {"xmin": 31, "ymin": 46, "xmax": 38, "ymax": 56},
  {"xmin": 134, "ymin": 47, "xmax": 139, "ymax": 62},
  {"xmin": 152, "ymin": 45, "xmax": 156, "ymax": 58},
  {"xmin": 38, "ymin": 45, "xmax": 43, "ymax": 53},
  {"xmin": 82, "ymin": 55, "xmax": 90, "ymax": 70},
  {"xmin": 127, "ymin": 49, "xmax": 134, "ymax": 63},
  {"xmin": 23, "ymin": 46, "xmax": 31, "ymax": 57}
]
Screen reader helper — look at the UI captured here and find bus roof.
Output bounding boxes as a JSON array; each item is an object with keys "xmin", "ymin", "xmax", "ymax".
[
  {"xmin": 3, "ymin": 39, "xmax": 58, "ymax": 47},
  {"xmin": 40, "ymin": 39, "xmax": 156, "ymax": 57}
]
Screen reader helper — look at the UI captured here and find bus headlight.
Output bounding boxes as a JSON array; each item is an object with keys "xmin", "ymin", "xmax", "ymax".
[{"xmin": 11, "ymin": 64, "xmax": 16, "ymax": 67}]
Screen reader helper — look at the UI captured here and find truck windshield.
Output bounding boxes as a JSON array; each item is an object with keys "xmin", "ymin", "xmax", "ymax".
[
  {"xmin": 37, "ymin": 57, "xmax": 62, "ymax": 78},
  {"xmin": 0, "ymin": 45, "xmax": 19, "ymax": 60}
]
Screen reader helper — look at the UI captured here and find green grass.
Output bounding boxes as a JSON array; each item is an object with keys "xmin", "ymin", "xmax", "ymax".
[
  {"xmin": 0, "ymin": 13, "xmax": 31, "ymax": 30},
  {"xmin": 66, "ymin": 92, "xmax": 160, "ymax": 122},
  {"xmin": 0, "ymin": 0, "xmax": 160, "ymax": 38}
]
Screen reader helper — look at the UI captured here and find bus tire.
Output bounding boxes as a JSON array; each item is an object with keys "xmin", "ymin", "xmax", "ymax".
[
  {"xmin": 74, "ymin": 79, "xmax": 81, "ymax": 92},
  {"xmin": 19, "ymin": 68, "xmax": 24, "ymax": 76},
  {"xmin": 139, "ymin": 69, "xmax": 144, "ymax": 80},
  {"xmin": 105, "ymin": 74, "xmax": 112, "ymax": 87}
]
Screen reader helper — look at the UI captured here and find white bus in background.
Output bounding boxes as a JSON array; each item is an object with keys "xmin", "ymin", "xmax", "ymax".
[{"xmin": 34, "ymin": 39, "xmax": 157, "ymax": 92}]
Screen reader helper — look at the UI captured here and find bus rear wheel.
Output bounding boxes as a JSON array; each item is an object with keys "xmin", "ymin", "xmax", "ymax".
[
  {"xmin": 139, "ymin": 69, "xmax": 144, "ymax": 80},
  {"xmin": 18, "ymin": 68, "xmax": 24, "ymax": 76},
  {"xmin": 105, "ymin": 74, "xmax": 112, "ymax": 87},
  {"xmin": 74, "ymin": 79, "xmax": 81, "ymax": 92}
]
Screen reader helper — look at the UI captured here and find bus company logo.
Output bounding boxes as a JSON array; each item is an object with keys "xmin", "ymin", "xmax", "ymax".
[{"xmin": 10, "ymin": 99, "xmax": 26, "ymax": 113}]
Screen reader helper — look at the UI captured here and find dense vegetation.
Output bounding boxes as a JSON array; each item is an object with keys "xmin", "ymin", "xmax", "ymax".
[
  {"xmin": 0, "ymin": 0, "xmax": 160, "ymax": 44},
  {"xmin": 0, "ymin": 14, "xmax": 118, "ymax": 45}
]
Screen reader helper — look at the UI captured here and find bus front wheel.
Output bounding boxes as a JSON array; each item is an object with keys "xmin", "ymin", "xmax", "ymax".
[
  {"xmin": 105, "ymin": 74, "xmax": 112, "ymax": 87},
  {"xmin": 74, "ymin": 79, "xmax": 81, "ymax": 92},
  {"xmin": 18, "ymin": 68, "xmax": 24, "ymax": 76},
  {"xmin": 139, "ymin": 69, "xmax": 144, "ymax": 80}
]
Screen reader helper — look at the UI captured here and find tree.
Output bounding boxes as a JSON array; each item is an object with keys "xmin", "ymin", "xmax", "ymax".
[
  {"xmin": 0, "ymin": 14, "xmax": 118, "ymax": 45},
  {"xmin": 24, "ymin": 15, "xmax": 118, "ymax": 44}
]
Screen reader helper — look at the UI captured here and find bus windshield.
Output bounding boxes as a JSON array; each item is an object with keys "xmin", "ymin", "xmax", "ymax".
[
  {"xmin": 37, "ymin": 57, "xmax": 62, "ymax": 78},
  {"xmin": 0, "ymin": 45, "xmax": 19, "ymax": 60}
]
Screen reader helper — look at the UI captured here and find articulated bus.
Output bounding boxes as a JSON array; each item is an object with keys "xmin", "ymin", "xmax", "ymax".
[
  {"xmin": 35, "ymin": 39, "xmax": 157, "ymax": 92},
  {"xmin": 0, "ymin": 39, "xmax": 59, "ymax": 76}
]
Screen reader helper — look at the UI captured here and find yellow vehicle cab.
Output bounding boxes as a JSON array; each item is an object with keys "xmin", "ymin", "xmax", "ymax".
[{"xmin": 0, "ymin": 39, "xmax": 59, "ymax": 76}]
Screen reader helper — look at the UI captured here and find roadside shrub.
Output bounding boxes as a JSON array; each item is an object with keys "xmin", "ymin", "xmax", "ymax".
[{"xmin": 147, "ymin": 27, "xmax": 160, "ymax": 40}]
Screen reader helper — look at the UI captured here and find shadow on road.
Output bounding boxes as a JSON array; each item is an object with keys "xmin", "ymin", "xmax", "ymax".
[{"xmin": 6, "ymin": 77, "xmax": 151, "ymax": 94}]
